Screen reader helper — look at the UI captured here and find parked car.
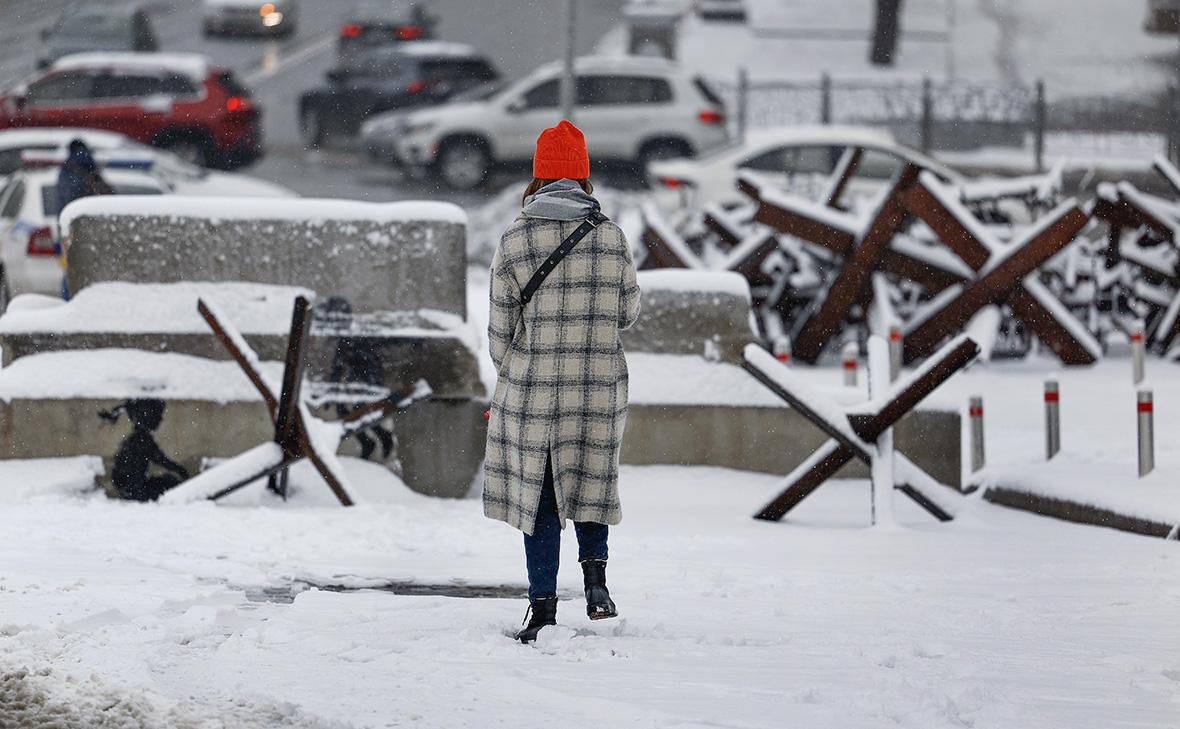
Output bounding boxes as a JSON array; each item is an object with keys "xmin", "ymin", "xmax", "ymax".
[
  {"xmin": 646, "ymin": 125, "xmax": 964, "ymax": 211},
  {"xmin": 1145, "ymin": 0, "xmax": 1180, "ymax": 32},
  {"xmin": 202, "ymin": 0, "xmax": 298, "ymax": 37},
  {"xmin": 0, "ymin": 164, "xmax": 165, "ymax": 305},
  {"xmin": 0, "ymin": 53, "xmax": 263, "ymax": 169},
  {"xmin": 0, "ymin": 128, "xmax": 293, "ymax": 197},
  {"xmin": 360, "ymin": 55, "xmax": 730, "ymax": 190},
  {"xmin": 338, "ymin": 0, "xmax": 438, "ymax": 62},
  {"xmin": 38, "ymin": 5, "xmax": 159, "ymax": 69},
  {"xmin": 300, "ymin": 42, "xmax": 498, "ymax": 146}
]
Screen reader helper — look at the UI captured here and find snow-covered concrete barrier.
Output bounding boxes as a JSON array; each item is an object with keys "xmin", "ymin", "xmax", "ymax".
[
  {"xmin": 0, "ymin": 351, "xmax": 275, "ymax": 486},
  {"xmin": 621, "ymin": 353, "xmax": 962, "ymax": 489},
  {"xmin": 0, "ymin": 283, "xmax": 482, "ymax": 398},
  {"xmin": 0, "ymin": 197, "xmax": 487, "ymax": 499},
  {"xmin": 61, "ymin": 196, "xmax": 468, "ymax": 317},
  {"xmin": 622, "ymin": 270, "xmax": 757, "ymax": 363}
]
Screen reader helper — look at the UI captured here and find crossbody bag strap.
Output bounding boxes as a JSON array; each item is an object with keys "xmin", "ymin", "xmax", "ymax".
[{"xmin": 519, "ymin": 211, "xmax": 608, "ymax": 305}]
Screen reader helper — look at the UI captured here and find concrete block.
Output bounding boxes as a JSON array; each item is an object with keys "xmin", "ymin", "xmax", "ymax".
[
  {"xmin": 623, "ymin": 270, "xmax": 757, "ymax": 362},
  {"xmin": 621, "ymin": 403, "xmax": 961, "ymax": 489},
  {"xmin": 61, "ymin": 196, "xmax": 468, "ymax": 317},
  {"xmin": 0, "ymin": 350, "xmax": 485, "ymax": 499},
  {"xmin": 0, "ymin": 283, "xmax": 484, "ymax": 398}
]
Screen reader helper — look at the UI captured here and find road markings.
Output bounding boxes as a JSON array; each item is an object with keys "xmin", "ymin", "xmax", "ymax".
[{"xmin": 244, "ymin": 32, "xmax": 335, "ymax": 85}]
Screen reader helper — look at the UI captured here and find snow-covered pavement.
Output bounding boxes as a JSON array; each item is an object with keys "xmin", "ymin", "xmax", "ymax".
[{"xmin": 1, "ymin": 456, "xmax": 1177, "ymax": 728}]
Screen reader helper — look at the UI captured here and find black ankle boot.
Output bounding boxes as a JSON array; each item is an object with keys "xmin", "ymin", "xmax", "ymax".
[
  {"xmin": 515, "ymin": 597, "xmax": 558, "ymax": 643},
  {"xmin": 581, "ymin": 559, "xmax": 617, "ymax": 620}
]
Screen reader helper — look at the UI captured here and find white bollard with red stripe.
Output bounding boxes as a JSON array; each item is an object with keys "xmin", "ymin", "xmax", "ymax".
[
  {"xmin": 1138, "ymin": 390, "xmax": 1154, "ymax": 477},
  {"xmin": 841, "ymin": 341, "xmax": 858, "ymax": 387},
  {"xmin": 1044, "ymin": 379, "xmax": 1060, "ymax": 460},
  {"xmin": 888, "ymin": 326, "xmax": 902, "ymax": 382},
  {"xmin": 1131, "ymin": 325, "xmax": 1146, "ymax": 385},
  {"xmin": 969, "ymin": 396, "xmax": 985, "ymax": 472},
  {"xmin": 772, "ymin": 335, "xmax": 791, "ymax": 364}
]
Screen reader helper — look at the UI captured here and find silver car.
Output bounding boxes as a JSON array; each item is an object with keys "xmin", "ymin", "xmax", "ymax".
[{"xmin": 202, "ymin": 0, "xmax": 299, "ymax": 37}]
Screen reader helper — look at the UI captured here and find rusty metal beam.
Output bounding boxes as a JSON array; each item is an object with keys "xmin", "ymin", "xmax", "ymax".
[
  {"xmin": 823, "ymin": 146, "xmax": 864, "ymax": 209},
  {"xmin": 792, "ymin": 165, "xmax": 921, "ymax": 363},
  {"xmin": 903, "ymin": 204, "xmax": 1089, "ymax": 361},
  {"xmin": 752, "ymin": 336, "xmax": 978, "ymax": 521}
]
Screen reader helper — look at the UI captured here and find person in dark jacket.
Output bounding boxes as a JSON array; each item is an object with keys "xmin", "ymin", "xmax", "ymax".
[
  {"xmin": 56, "ymin": 139, "xmax": 113, "ymax": 298},
  {"xmin": 484, "ymin": 120, "xmax": 641, "ymax": 643},
  {"xmin": 57, "ymin": 138, "xmax": 114, "ymax": 214}
]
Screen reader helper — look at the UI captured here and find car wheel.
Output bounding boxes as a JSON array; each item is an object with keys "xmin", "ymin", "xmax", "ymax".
[
  {"xmin": 638, "ymin": 139, "xmax": 693, "ymax": 169},
  {"xmin": 437, "ymin": 139, "xmax": 490, "ymax": 191},
  {"xmin": 160, "ymin": 135, "xmax": 211, "ymax": 167},
  {"xmin": 302, "ymin": 108, "xmax": 324, "ymax": 149}
]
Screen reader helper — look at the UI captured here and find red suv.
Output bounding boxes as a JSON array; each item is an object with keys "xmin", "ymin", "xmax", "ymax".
[{"xmin": 0, "ymin": 53, "xmax": 262, "ymax": 169}]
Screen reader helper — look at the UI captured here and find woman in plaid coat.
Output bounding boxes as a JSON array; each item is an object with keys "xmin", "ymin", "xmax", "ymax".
[{"xmin": 484, "ymin": 120, "xmax": 641, "ymax": 643}]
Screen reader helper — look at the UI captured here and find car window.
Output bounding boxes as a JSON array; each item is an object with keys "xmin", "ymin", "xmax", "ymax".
[
  {"xmin": 421, "ymin": 60, "xmax": 497, "ymax": 83},
  {"xmin": 0, "ymin": 149, "xmax": 24, "ymax": 176},
  {"xmin": 26, "ymin": 72, "xmax": 97, "ymax": 104},
  {"xmin": 0, "ymin": 146, "xmax": 52, "ymax": 176},
  {"xmin": 742, "ymin": 145, "xmax": 839, "ymax": 175},
  {"xmin": 0, "ymin": 179, "xmax": 25, "ymax": 219},
  {"xmin": 521, "ymin": 78, "xmax": 558, "ymax": 109},
  {"xmin": 93, "ymin": 74, "xmax": 166, "ymax": 99},
  {"xmin": 40, "ymin": 186, "xmax": 60, "ymax": 217},
  {"xmin": 855, "ymin": 148, "xmax": 906, "ymax": 180},
  {"xmin": 577, "ymin": 75, "xmax": 672, "ymax": 106},
  {"xmin": 216, "ymin": 71, "xmax": 249, "ymax": 98}
]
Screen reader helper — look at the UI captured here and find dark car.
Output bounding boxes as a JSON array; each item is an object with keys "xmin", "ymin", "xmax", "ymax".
[
  {"xmin": 299, "ymin": 43, "xmax": 497, "ymax": 146},
  {"xmin": 338, "ymin": 0, "xmax": 438, "ymax": 62},
  {"xmin": 38, "ymin": 6, "xmax": 159, "ymax": 69}
]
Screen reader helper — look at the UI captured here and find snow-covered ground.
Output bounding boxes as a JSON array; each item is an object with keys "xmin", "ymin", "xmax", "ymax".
[{"xmin": 1, "ymin": 455, "xmax": 1179, "ymax": 728}]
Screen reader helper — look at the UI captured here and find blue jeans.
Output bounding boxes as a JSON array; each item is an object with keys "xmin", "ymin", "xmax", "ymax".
[{"xmin": 524, "ymin": 456, "xmax": 608, "ymax": 600}]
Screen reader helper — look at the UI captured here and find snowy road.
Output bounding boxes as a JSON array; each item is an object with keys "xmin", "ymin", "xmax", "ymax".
[{"xmin": 0, "ymin": 458, "xmax": 1177, "ymax": 728}]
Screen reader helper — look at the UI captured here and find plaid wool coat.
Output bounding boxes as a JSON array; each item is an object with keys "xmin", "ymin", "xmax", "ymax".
[{"xmin": 483, "ymin": 212, "xmax": 641, "ymax": 534}]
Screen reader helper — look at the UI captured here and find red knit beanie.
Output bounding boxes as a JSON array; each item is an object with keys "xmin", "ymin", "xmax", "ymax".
[{"xmin": 533, "ymin": 119, "xmax": 590, "ymax": 179}]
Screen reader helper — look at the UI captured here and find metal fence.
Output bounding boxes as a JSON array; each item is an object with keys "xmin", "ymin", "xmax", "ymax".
[{"xmin": 714, "ymin": 71, "xmax": 1175, "ymax": 170}]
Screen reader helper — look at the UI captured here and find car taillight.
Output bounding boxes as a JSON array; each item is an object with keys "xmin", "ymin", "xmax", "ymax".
[
  {"xmin": 659, "ymin": 177, "xmax": 685, "ymax": 188},
  {"xmin": 226, "ymin": 96, "xmax": 251, "ymax": 112},
  {"xmin": 340, "ymin": 23, "xmax": 363, "ymax": 38},
  {"xmin": 406, "ymin": 80, "xmax": 438, "ymax": 94},
  {"xmin": 27, "ymin": 226, "xmax": 57, "ymax": 256},
  {"xmin": 396, "ymin": 25, "xmax": 422, "ymax": 40},
  {"xmin": 698, "ymin": 109, "xmax": 725, "ymax": 125}
]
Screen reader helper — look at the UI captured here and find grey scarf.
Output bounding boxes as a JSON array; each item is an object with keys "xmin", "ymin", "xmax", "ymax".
[{"xmin": 521, "ymin": 179, "xmax": 600, "ymax": 221}]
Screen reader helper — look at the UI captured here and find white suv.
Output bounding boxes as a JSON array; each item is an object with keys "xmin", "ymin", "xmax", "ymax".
[{"xmin": 361, "ymin": 56, "xmax": 730, "ymax": 190}]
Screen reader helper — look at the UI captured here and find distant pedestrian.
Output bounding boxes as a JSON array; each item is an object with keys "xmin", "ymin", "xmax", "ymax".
[
  {"xmin": 57, "ymin": 138, "xmax": 114, "ymax": 215},
  {"xmin": 483, "ymin": 120, "xmax": 641, "ymax": 643},
  {"xmin": 56, "ymin": 139, "xmax": 113, "ymax": 299}
]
